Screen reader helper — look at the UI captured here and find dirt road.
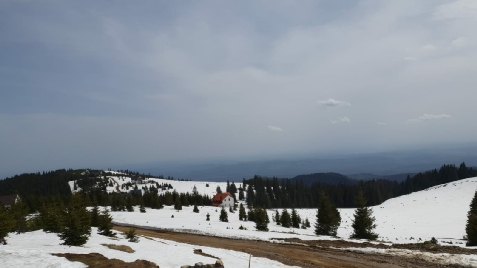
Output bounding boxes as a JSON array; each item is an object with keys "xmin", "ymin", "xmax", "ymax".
[{"xmin": 113, "ymin": 225, "xmax": 464, "ymax": 268}]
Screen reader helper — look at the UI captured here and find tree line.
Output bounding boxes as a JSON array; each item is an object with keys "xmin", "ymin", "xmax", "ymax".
[{"xmin": 243, "ymin": 163, "xmax": 477, "ymax": 208}]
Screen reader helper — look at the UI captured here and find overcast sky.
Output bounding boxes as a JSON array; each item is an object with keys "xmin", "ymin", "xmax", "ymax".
[{"xmin": 1, "ymin": 0, "xmax": 477, "ymax": 176}]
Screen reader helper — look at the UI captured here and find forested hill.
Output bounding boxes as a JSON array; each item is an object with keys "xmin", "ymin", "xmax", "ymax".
[
  {"xmin": 243, "ymin": 163, "xmax": 477, "ymax": 209},
  {"xmin": 291, "ymin": 172, "xmax": 356, "ymax": 185},
  {"xmin": 0, "ymin": 169, "xmax": 75, "ymax": 197}
]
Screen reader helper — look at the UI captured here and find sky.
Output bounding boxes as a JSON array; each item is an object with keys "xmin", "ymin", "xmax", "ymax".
[{"xmin": 1, "ymin": 0, "xmax": 477, "ymax": 177}]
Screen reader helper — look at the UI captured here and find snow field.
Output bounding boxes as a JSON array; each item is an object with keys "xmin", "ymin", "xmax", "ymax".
[
  {"xmin": 0, "ymin": 228, "xmax": 296, "ymax": 268},
  {"xmin": 110, "ymin": 177, "xmax": 477, "ymax": 245}
]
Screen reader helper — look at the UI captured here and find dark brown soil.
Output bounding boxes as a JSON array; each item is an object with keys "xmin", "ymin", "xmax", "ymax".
[
  {"xmin": 114, "ymin": 225, "xmax": 466, "ymax": 268},
  {"xmin": 282, "ymin": 237, "xmax": 477, "ymax": 255},
  {"xmin": 53, "ymin": 253, "xmax": 159, "ymax": 268}
]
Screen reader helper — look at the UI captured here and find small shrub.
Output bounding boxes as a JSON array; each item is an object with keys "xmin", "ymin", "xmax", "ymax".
[{"xmin": 125, "ymin": 228, "xmax": 139, "ymax": 243}]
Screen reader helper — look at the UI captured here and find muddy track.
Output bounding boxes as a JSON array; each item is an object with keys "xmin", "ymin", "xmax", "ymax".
[{"xmin": 113, "ymin": 225, "xmax": 464, "ymax": 268}]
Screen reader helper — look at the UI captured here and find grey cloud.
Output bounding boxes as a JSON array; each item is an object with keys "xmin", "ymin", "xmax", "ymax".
[
  {"xmin": 317, "ymin": 99, "xmax": 351, "ymax": 107},
  {"xmin": 407, "ymin": 114, "xmax": 452, "ymax": 123},
  {"xmin": 330, "ymin": 117, "xmax": 351, "ymax": 124},
  {"xmin": 268, "ymin": 126, "xmax": 283, "ymax": 132}
]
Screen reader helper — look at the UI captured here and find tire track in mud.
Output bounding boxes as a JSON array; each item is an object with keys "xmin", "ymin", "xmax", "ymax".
[{"xmin": 114, "ymin": 225, "xmax": 463, "ymax": 268}]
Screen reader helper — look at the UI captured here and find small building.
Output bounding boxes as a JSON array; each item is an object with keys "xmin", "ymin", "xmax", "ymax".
[
  {"xmin": 131, "ymin": 176, "xmax": 144, "ymax": 184},
  {"xmin": 212, "ymin": 192, "xmax": 234, "ymax": 207},
  {"xmin": 0, "ymin": 194, "xmax": 21, "ymax": 207}
]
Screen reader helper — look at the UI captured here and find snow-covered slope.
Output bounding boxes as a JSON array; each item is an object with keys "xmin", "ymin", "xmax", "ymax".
[
  {"xmin": 75, "ymin": 171, "xmax": 232, "ymax": 197},
  {"xmin": 110, "ymin": 177, "xmax": 477, "ymax": 245},
  {"xmin": 0, "ymin": 228, "xmax": 295, "ymax": 268}
]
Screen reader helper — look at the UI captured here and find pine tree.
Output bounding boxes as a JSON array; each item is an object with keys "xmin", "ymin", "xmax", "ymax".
[
  {"xmin": 315, "ymin": 192, "xmax": 341, "ymax": 236},
  {"xmin": 126, "ymin": 196, "xmax": 134, "ymax": 212},
  {"xmin": 350, "ymin": 189, "xmax": 378, "ymax": 240},
  {"xmin": 305, "ymin": 218, "xmax": 311, "ymax": 228},
  {"xmin": 98, "ymin": 209, "xmax": 115, "ymax": 237},
  {"xmin": 274, "ymin": 210, "xmax": 281, "ymax": 225},
  {"xmin": 41, "ymin": 202, "xmax": 65, "ymax": 233},
  {"xmin": 139, "ymin": 199, "xmax": 146, "ymax": 213},
  {"xmin": 247, "ymin": 207, "xmax": 255, "ymax": 222},
  {"xmin": 219, "ymin": 207, "xmax": 228, "ymax": 222},
  {"xmin": 280, "ymin": 209, "xmax": 291, "ymax": 228},
  {"xmin": 254, "ymin": 207, "xmax": 269, "ymax": 231},
  {"xmin": 91, "ymin": 205, "xmax": 100, "ymax": 227},
  {"xmin": 291, "ymin": 208, "xmax": 300, "ymax": 228},
  {"xmin": 239, "ymin": 203, "xmax": 247, "ymax": 221},
  {"xmin": 174, "ymin": 196, "xmax": 182, "ymax": 210},
  {"xmin": 11, "ymin": 201, "xmax": 29, "ymax": 233},
  {"xmin": 0, "ymin": 205, "xmax": 15, "ymax": 245},
  {"xmin": 466, "ymin": 190, "xmax": 477, "ymax": 246},
  {"xmin": 125, "ymin": 228, "xmax": 138, "ymax": 242},
  {"xmin": 58, "ymin": 194, "xmax": 92, "ymax": 246},
  {"xmin": 229, "ymin": 206, "xmax": 234, "ymax": 213},
  {"xmin": 193, "ymin": 204, "xmax": 200, "ymax": 213}
]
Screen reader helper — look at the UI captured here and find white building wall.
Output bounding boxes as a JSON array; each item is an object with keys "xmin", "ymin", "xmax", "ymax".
[{"xmin": 219, "ymin": 196, "xmax": 234, "ymax": 207}]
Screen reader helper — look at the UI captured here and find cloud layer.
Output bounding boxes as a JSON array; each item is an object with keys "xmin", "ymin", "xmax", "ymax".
[
  {"xmin": 408, "ymin": 114, "xmax": 452, "ymax": 123},
  {"xmin": 318, "ymin": 99, "xmax": 351, "ymax": 107},
  {"xmin": 0, "ymin": 0, "xmax": 476, "ymax": 176},
  {"xmin": 330, "ymin": 117, "xmax": 351, "ymax": 124},
  {"xmin": 268, "ymin": 126, "xmax": 283, "ymax": 132}
]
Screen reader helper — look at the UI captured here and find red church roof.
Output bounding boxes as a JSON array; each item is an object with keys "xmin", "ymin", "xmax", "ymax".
[{"xmin": 212, "ymin": 192, "xmax": 232, "ymax": 206}]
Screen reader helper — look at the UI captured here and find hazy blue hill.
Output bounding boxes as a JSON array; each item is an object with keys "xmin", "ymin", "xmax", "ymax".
[
  {"xmin": 129, "ymin": 144, "xmax": 477, "ymax": 181},
  {"xmin": 348, "ymin": 173, "xmax": 415, "ymax": 182},
  {"xmin": 291, "ymin": 172, "xmax": 357, "ymax": 185}
]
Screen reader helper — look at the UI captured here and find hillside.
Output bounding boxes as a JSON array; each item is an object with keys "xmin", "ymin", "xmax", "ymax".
[
  {"xmin": 107, "ymin": 177, "xmax": 477, "ymax": 245},
  {"xmin": 291, "ymin": 172, "xmax": 356, "ymax": 185},
  {"xmin": 347, "ymin": 173, "xmax": 415, "ymax": 182}
]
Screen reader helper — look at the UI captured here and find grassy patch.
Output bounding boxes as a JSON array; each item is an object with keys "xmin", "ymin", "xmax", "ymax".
[{"xmin": 101, "ymin": 243, "xmax": 135, "ymax": 253}]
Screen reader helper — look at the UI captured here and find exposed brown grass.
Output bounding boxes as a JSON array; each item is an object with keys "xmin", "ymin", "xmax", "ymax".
[
  {"xmin": 53, "ymin": 253, "xmax": 158, "ymax": 268},
  {"xmin": 101, "ymin": 243, "xmax": 135, "ymax": 253}
]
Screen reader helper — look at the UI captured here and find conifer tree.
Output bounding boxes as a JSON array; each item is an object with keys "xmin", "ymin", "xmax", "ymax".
[
  {"xmin": 239, "ymin": 203, "xmax": 247, "ymax": 221},
  {"xmin": 219, "ymin": 207, "xmax": 228, "ymax": 222},
  {"xmin": 229, "ymin": 206, "xmax": 234, "ymax": 213},
  {"xmin": 11, "ymin": 201, "xmax": 29, "ymax": 233},
  {"xmin": 315, "ymin": 192, "xmax": 341, "ymax": 236},
  {"xmin": 206, "ymin": 213, "xmax": 210, "ymax": 221},
  {"xmin": 247, "ymin": 207, "xmax": 255, "ymax": 222},
  {"xmin": 125, "ymin": 228, "xmax": 138, "ymax": 242},
  {"xmin": 254, "ymin": 207, "xmax": 269, "ymax": 231},
  {"xmin": 41, "ymin": 201, "xmax": 65, "ymax": 233},
  {"xmin": 126, "ymin": 196, "xmax": 134, "ymax": 212},
  {"xmin": 90, "ymin": 205, "xmax": 100, "ymax": 227},
  {"xmin": 291, "ymin": 208, "xmax": 300, "ymax": 228},
  {"xmin": 350, "ymin": 189, "xmax": 378, "ymax": 240},
  {"xmin": 193, "ymin": 204, "xmax": 200, "ymax": 213},
  {"xmin": 58, "ymin": 194, "xmax": 92, "ymax": 246},
  {"xmin": 98, "ymin": 209, "xmax": 115, "ymax": 237},
  {"xmin": 174, "ymin": 196, "xmax": 182, "ymax": 210},
  {"xmin": 280, "ymin": 209, "xmax": 291, "ymax": 228},
  {"xmin": 466, "ymin": 190, "xmax": 477, "ymax": 246},
  {"xmin": 139, "ymin": 204, "xmax": 146, "ymax": 213},
  {"xmin": 275, "ymin": 210, "xmax": 281, "ymax": 225},
  {"xmin": 0, "ymin": 205, "xmax": 15, "ymax": 245},
  {"xmin": 305, "ymin": 218, "xmax": 311, "ymax": 228}
]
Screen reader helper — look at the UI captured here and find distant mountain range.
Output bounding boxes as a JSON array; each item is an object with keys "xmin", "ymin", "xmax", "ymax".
[
  {"xmin": 289, "ymin": 172, "xmax": 414, "ymax": 186},
  {"xmin": 291, "ymin": 172, "xmax": 357, "ymax": 185},
  {"xmin": 128, "ymin": 144, "xmax": 477, "ymax": 182}
]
